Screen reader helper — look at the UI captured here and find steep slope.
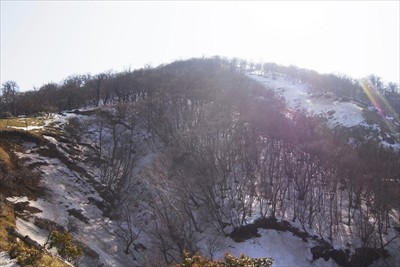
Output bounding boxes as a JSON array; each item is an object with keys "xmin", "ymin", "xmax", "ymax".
[{"xmin": 3, "ymin": 111, "xmax": 156, "ymax": 266}]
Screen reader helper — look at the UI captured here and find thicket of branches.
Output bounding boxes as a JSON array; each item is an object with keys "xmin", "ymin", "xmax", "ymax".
[{"xmin": 127, "ymin": 59, "xmax": 399, "ymax": 264}]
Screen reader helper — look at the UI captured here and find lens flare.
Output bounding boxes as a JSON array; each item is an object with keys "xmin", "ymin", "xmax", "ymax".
[{"xmin": 359, "ymin": 78, "xmax": 399, "ymax": 142}]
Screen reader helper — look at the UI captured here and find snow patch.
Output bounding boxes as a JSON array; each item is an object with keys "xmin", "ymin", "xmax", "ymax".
[
  {"xmin": 15, "ymin": 218, "xmax": 48, "ymax": 246},
  {"xmin": 6, "ymin": 196, "xmax": 29, "ymax": 203},
  {"xmin": 215, "ymin": 229, "xmax": 338, "ymax": 267},
  {"xmin": 0, "ymin": 252, "xmax": 20, "ymax": 267}
]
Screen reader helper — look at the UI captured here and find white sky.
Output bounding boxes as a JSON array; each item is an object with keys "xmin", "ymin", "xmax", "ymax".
[{"xmin": 1, "ymin": 1, "xmax": 399, "ymax": 91}]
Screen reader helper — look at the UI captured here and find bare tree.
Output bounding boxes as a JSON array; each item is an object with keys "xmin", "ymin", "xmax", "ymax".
[
  {"xmin": 115, "ymin": 203, "xmax": 141, "ymax": 257},
  {"xmin": 1, "ymin": 80, "xmax": 18, "ymax": 115}
]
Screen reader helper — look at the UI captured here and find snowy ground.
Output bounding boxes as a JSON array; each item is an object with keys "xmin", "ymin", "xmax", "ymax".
[
  {"xmin": 0, "ymin": 252, "xmax": 20, "ymax": 267},
  {"xmin": 7, "ymin": 155, "xmax": 130, "ymax": 266},
  {"xmin": 5, "ymin": 112, "xmax": 140, "ymax": 266},
  {"xmin": 218, "ymin": 229, "xmax": 338, "ymax": 267},
  {"xmin": 249, "ymin": 73, "xmax": 365, "ymax": 128}
]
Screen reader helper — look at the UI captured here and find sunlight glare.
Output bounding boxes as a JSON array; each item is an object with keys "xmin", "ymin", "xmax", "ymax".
[{"xmin": 360, "ymin": 79, "xmax": 399, "ymax": 139}]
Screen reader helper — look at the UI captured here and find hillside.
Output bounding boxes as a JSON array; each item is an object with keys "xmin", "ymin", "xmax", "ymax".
[
  {"xmin": 0, "ymin": 57, "xmax": 399, "ymax": 267},
  {"xmin": 248, "ymin": 71, "xmax": 400, "ymax": 150}
]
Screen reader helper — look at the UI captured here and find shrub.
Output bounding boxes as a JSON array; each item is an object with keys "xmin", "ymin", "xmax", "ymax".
[
  {"xmin": 9, "ymin": 241, "xmax": 43, "ymax": 266},
  {"xmin": 175, "ymin": 252, "xmax": 274, "ymax": 267},
  {"xmin": 48, "ymin": 230, "xmax": 83, "ymax": 263},
  {"xmin": 64, "ymin": 117, "xmax": 84, "ymax": 141}
]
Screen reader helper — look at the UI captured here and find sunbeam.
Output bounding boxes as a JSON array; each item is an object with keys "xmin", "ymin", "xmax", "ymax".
[{"xmin": 359, "ymin": 78, "xmax": 399, "ymax": 140}]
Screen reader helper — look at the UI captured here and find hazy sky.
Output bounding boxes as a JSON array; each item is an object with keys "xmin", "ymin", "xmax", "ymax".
[{"xmin": 1, "ymin": 1, "xmax": 399, "ymax": 91}]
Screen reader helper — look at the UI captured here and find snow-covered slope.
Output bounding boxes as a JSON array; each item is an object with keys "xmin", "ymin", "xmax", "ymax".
[
  {"xmin": 1, "ymin": 110, "xmax": 339, "ymax": 267},
  {"xmin": 249, "ymin": 72, "xmax": 400, "ymax": 151},
  {"xmin": 2, "ymin": 104, "xmax": 398, "ymax": 267},
  {"xmin": 249, "ymin": 72, "xmax": 365, "ymax": 128},
  {"xmin": 5, "ymin": 111, "xmax": 156, "ymax": 266}
]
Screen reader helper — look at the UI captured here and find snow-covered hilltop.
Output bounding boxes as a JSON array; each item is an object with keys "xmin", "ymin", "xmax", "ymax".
[
  {"xmin": 249, "ymin": 72, "xmax": 364, "ymax": 128},
  {"xmin": 248, "ymin": 71, "xmax": 400, "ymax": 150}
]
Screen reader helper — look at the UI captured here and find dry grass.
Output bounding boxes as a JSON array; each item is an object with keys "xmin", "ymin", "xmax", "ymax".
[
  {"xmin": 0, "ymin": 116, "xmax": 66, "ymax": 139},
  {"xmin": 39, "ymin": 253, "xmax": 72, "ymax": 267},
  {"xmin": 0, "ymin": 145, "xmax": 12, "ymax": 168},
  {"xmin": 0, "ymin": 200, "xmax": 16, "ymax": 250},
  {"xmin": 10, "ymin": 240, "xmax": 72, "ymax": 267},
  {"xmin": 0, "ymin": 117, "xmax": 46, "ymax": 130}
]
